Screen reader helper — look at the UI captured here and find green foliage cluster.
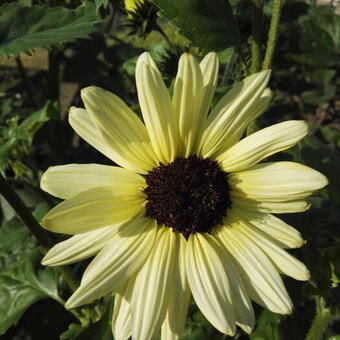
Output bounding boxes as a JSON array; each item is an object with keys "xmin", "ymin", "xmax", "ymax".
[{"xmin": 0, "ymin": 0, "xmax": 339, "ymax": 339}]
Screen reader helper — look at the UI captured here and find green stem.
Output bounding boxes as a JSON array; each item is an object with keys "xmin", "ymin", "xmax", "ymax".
[
  {"xmin": 305, "ymin": 297, "xmax": 332, "ymax": 340},
  {"xmin": 236, "ymin": 47, "xmax": 249, "ymax": 75},
  {"xmin": 0, "ymin": 173, "xmax": 54, "ymax": 248},
  {"xmin": 221, "ymin": 49, "xmax": 237, "ymax": 85},
  {"xmin": 54, "ymin": 295, "xmax": 84, "ymax": 322},
  {"xmin": 250, "ymin": 0, "xmax": 263, "ymax": 73},
  {"xmin": 262, "ymin": 0, "xmax": 281, "ymax": 70},
  {"xmin": 0, "ymin": 174, "xmax": 79, "ymax": 292}
]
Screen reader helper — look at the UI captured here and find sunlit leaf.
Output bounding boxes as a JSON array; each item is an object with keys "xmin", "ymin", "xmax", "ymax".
[
  {"xmin": 0, "ymin": 219, "xmax": 60, "ymax": 335},
  {"xmin": 0, "ymin": 2, "xmax": 100, "ymax": 56},
  {"xmin": 151, "ymin": 0, "xmax": 241, "ymax": 51}
]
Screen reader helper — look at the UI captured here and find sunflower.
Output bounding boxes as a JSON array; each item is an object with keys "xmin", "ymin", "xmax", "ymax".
[{"xmin": 40, "ymin": 52, "xmax": 327, "ymax": 339}]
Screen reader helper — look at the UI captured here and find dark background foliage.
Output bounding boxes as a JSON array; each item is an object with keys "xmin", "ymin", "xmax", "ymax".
[{"xmin": 0, "ymin": 0, "xmax": 339, "ymax": 339}]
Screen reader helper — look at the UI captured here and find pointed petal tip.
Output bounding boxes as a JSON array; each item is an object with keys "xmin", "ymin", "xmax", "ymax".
[
  {"xmin": 80, "ymin": 86, "xmax": 101, "ymax": 101},
  {"xmin": 237, "ymin": 323, "xmax": 254, "ymax": 335},
  {"xmin": 41, "ymin": 256, "xmax": 52, "ymax": 266},
  {"xmin": 65, "ymin": 293, "xmax": 83, "ymax": 310},
  {"xmin": 69, "ymin": 106, "xmax": 78, "ymax": 113},
  {"xmin": 80, "ymin": 85, "xmax": 97, "ymax": 94},
  {"xmin": 137, "ymin": 51, "xmax": 152, "ymax": 65}
]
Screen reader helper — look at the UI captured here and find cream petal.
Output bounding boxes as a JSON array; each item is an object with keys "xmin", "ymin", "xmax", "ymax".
[
  {"xmin": 69, "ymin": 107, "xmax": 117, "ymax": 162},
  {"xmin": 161, "ymin": 235, "xmax": 190, "ymax": 340},
  {"xmin": 229, "ymin": 162, "xmax": 328, "ymax": 202},
  {"xmin": 199, "ymin": 71, "xmax": 271, "ymax": 158},
  {"xmin": 161, "ymin": 321, "xmax": 178, "ymax": 340},
  {"xmin": 205, "ymin": 234, "xmax": 255, "ymax": 334},
  {"xmin": 136, "ymin": 52, "xmax": 177, "ymax": 164},
  {"xmin": 199, "ymin": 52, "xmax": 219, "ymax": 120},
  {"xmin": 231, "ymin": 195, "xmax": 311, "ymax": 213},
  {"xmin": 217, "ymin": 226, "xmax": 293, "ymax": 314},
  {"xmin": 65, "ymin": 217, "xmax": 157, "ymax": 308},
  {"xmin": 185, "ymin": 233, "xmax": 236, "ymax": 335},
  {"xmin": 131, "ymin": 228, "xmax": 177, "ymax": 340},
  {"xmin": 112, "ymin": 277, "xmax": 135, "ymax": 340},
  {"xmin": 192, "ymin": 52, "xmax": 219, "ymax": 155},
  {"xmin": 80, "ymin": 86, "xmax": 158, "ymax": 173},
  {"xmin": 40, "ymin": 163, "xmax": 145, "ymax": 199},
  {"xmin": 218, "ymin": 120, "xmax": 309, "ymax": 172},
  {"xmin": 230, "ymin": 207, "xmax": 304, "ymax": 248},
  {"xmin": 41, "ymin": 225, "xmax": 118, "ymax": 266},
  {"xmin": 172, "ymin": 53, "xmax": 203, "ymax": 156},
  {"xmin": 229, "ymin": 215, "xmax": 309, "ymax": 281},
  {"xmin": 41, "ymin": 187, "xmax": 145, "ymax": 234}
]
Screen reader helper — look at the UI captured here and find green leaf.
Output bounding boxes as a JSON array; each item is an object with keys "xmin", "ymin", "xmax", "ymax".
[
  {"xmin": 61, "ymin": 299, "xmax": 114, "ymax": 340},
  {"xmin": 0, "ymin": 219, "xmax": 60, "ymax": 335},
  {"xmin": 0, "ymin": 2, "xmax": 100, "ymax": 57},
  {"xmin": 320, "ymin": 126, "xmax": 340, "ymax": 148},
  {"xmin": 0, "ymin": 102, "xmax": 57, "ymax": 175},
  {"xmin": 301, "ymin": 85, "xmax": 336, "ymax": 106},
  {"xmin": 151, "ymin": 0, "xmax": 241, "ymax": 51},
  {"xmin": 95, "ymin": 0, "xmax": 110, "ymax": 10},
  {"xmin": 296, "ymin": 6, "xmax": 340, "ymax": 67},
  {"xmin": 308, "ymin": 69, "xmax": 336, "ymax": 85}
]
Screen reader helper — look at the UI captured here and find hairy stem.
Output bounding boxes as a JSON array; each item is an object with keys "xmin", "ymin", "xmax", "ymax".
[
  {"xmin": 305, "ymin": 296, "xmax": 332, "ymax": 340},
  {"xmin": 262, "ymin": 0, "xmax": 281, "ymax": 70},
  {"xmin": 0, "ymin": 173, "xmax": 79, "ymax": 292},
  {"xmin": 250, "ymin": 0, "xmax": 263, "ymax": 73}
]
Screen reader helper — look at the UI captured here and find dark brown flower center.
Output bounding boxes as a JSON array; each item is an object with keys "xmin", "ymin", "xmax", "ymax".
[{"xmin": 144, "ymin": 156, "xmax": 231, "ymax": 238}]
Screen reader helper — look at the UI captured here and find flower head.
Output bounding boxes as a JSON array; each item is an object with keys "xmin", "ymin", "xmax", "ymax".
[{"xmin": 40, "ymin": 52, "xmax": 327, "ymax": 339}]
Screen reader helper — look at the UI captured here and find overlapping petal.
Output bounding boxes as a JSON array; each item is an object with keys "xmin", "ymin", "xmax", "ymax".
[
  {"xmin": 199, "ymin": 52, "xmax": 219, "ymax": 121},
  {"xmin": 198, "ymin": 71, "xmax": 271, "ymax": 158},
  {"xmin": 218, "ymin": 120, "xmax": 309, "ymax": 172},
  {"xmin": 206, "ymin": 234, "xmax": 255, "ymax": 333},
  {"xmin": 41, "ymin": 163, "xmax": 145, "ymax": 199},
  {"xmin": 41, "ymin": 186, "xmax": 145, "ymax": 234},
  {"xmin": 66, "ymin": 216, "xmax": 157, "ymax": 308},
  {"xmin": 217, "ymin": 225, "xmax": 293, "ymax": 314},
  {"xmin": 172, "ymin": 53, "xmax": 203, "ymax": 156},
  {"xmin": 229, "ymin": 161, "xmax": 328, "ymax": 202},
  {"xmin": 228, "ymin": 213, "xmax": 309, "ymax": 280},
  {"xmin": 41, "ymin": 225, "xmax": 119, "ymax": 266},
  {"xmin": 161, "ymin": 235, "xmax": 190, "ymax": 340},
  {"xmin": 231, "ymin": 196, "xmax": 311, "ymax": 213},
  {"xmin": 131, "ymin": 228, "xmax": 177, "ymax": 340},
  {"xmin": 136, "ymin": 52, "xmax": 178, "ymax": 164},
  {"xmin": 69, "ymin": 107, "xmax": 117, "ymax": 161},
  {"xmin": 186, "ymin": 233, "xmax": 236, "ymax": 335},
  {"xmin": 230, "ymin": 207, "xmax": 304, "ymax": 248},
  {"xmin": 80, "ymin": 86, "xmax": 158, "ymax": 173},
  {"xmin": 191, "ymin": 52, "xmax": 219, "ymax": 154},
  {"xmin": 112, "ymin": 276, "xmax": 135, "ymax": 340}
]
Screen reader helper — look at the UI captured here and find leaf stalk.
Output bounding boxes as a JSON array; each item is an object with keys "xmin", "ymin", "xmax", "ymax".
[{"xmin": 0, "ymin": 173, "xmax": 79, "ymax": 292}]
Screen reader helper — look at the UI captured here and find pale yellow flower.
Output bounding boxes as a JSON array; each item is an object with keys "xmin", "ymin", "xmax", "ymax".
[{"xmin": 40, "ymin": 52, "xmax": 327, "ymax": 340}]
